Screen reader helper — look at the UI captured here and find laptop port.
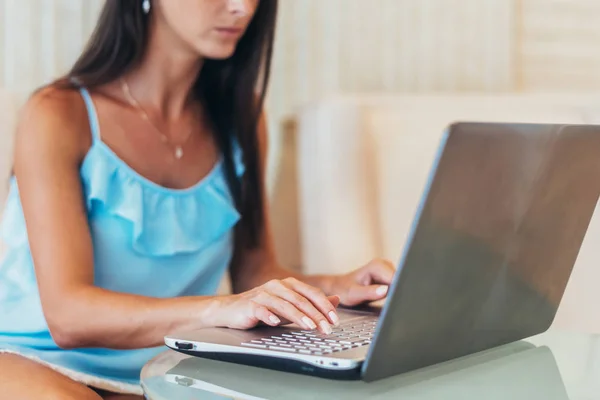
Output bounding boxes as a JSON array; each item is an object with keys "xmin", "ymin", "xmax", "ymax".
[{"xmin": 175, "ymin": 341, "xmax": 194, "ymax": 350}]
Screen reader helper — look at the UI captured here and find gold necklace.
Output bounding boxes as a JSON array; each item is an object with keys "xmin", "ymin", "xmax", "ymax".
[{"xmin": 120, "ymin": 78, "xmax": 195, "ymax": 160}]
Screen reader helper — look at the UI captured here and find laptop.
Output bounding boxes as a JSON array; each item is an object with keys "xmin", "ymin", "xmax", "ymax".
[{"xmin": 166, "ymin": 122, "xmax": 600, "ymax": 382}]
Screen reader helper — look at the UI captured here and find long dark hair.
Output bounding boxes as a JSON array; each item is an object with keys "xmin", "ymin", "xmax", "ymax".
[{"xmin": 62, "ymin": 0, "xmax": 278, "ymax": 249}]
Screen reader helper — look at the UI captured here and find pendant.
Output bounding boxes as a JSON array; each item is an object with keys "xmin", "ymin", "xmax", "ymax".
[{"xmin": 175, "ymin": 146, "xmax": 183, "ymax": 159}]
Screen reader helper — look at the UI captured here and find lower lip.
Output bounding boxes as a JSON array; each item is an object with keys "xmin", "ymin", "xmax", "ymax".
[{"xmin": 215, "ymin": 28, "xmax": 242, "ymax": 37}]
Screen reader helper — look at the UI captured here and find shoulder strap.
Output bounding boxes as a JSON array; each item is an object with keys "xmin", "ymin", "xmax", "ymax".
[{"xmin": 76, "ymin": 85, "xmax": 102, "ymax": 142}]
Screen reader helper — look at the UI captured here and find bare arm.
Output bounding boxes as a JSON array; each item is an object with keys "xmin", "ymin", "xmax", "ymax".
[{"xmin": 14, "ymin": 89, "xmax": 218, "ymax": 350}]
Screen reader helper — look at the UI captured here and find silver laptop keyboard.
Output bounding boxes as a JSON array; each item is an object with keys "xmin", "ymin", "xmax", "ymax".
[{"xmin": 241, "ymin": 316, "xmax": 377, "ymax": 355}]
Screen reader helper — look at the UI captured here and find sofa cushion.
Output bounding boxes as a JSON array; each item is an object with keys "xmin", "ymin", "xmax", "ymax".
[
  {"xmin": 370, "ymin": 102, "xmax": 588, "ymax": 261},
  {"xmin": 297, "ymin": 101, "xmax": 381, "ymax": 275}
]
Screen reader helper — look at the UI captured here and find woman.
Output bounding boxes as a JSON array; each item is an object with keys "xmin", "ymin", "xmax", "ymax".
[{"xmin": 0, "ymin": 1, "xmax": 394, "ymax": 399}]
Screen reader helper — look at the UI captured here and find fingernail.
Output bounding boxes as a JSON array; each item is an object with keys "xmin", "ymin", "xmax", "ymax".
[
  {"xmin": 302, "ymin": 316, "xmax": 317, "ymax": 330},
  {"xmin": 269, "ymin": 315, "xmax": 281, "ymax": 325},
  {"xmin": 320, "ymin": 320, "xmax": 333, "ymax": 335},
  {"xmin": 329, "ymin": 311, "xmax": 340, "ymax": 326},
  {"xmin": 376, "ymin": 285, "xmax": 389, "ymax": 296}
]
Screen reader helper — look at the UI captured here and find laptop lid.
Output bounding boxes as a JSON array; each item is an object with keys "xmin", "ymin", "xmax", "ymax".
[{"xmin": 362, "ymin": 122, "xmax": 600, "ymax": 381}]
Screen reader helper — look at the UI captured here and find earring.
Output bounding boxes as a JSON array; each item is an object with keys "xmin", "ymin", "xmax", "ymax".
[{"xmin": 142, "ymin": 0, "xmax": 151, "ymax": 14}]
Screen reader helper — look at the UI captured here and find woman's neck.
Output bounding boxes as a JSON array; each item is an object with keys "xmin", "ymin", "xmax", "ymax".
[{"xmin": 122, "ymin": 22, "xmax": 204, "ymax": 121}]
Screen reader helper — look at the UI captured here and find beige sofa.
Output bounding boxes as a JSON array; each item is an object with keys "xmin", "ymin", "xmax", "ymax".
[{"xmin": 295, "ymin": 94, "xmax": 600, "ymax": 333}]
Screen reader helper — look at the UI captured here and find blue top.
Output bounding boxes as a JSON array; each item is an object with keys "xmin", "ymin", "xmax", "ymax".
[{"xmin": 0, "ymin": 87, "xmax": 244, "ymax": 386}]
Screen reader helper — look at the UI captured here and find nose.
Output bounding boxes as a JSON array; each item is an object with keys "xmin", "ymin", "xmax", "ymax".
[{"xmin": 228, "ymin": 0, "xmax": 251, "ymax": 16}]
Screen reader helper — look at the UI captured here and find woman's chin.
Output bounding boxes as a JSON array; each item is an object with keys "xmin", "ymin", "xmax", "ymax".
[{"xmin": 199, "ymin": 44, "xmax": 238, "ymax": 61}]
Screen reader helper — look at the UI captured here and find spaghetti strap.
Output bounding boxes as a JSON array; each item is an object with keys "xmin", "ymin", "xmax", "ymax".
[{"xmin": 77, "ymin": 86, "xmax": 102, "ymax": 142}]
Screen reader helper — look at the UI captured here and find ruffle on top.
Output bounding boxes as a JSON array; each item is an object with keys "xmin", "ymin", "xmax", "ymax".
[{"xmin": 79, "ymin": 142, "xmax": 246, "ymax": 257}]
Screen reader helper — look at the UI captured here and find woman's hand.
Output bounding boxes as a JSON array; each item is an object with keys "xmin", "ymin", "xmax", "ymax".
[
  {"xmin": 327, "ymin": 259, "xmax": 396, "ymax": 307},
  {"xmin": 212, "ymin": 278, "xmax": 341, "ymax": 334}
]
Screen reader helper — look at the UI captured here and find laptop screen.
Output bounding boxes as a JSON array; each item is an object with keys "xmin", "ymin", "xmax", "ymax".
[{"xmin": 364, "ymin": 122, "xmax": 600, "ymax": 380}]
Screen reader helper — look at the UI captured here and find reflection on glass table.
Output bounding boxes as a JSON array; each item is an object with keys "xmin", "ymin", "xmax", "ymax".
[{"xmin": 142, "ymin": 331, "xmax": 599, "ymax": 400}]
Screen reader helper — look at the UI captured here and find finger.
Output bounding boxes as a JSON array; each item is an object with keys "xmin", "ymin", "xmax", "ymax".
[
  {"xmin": 328, "ymin": 295, "xmax": 341, "ymax": 308},
  {"xmin": 253, "ymin": 304, "xmax": 282, "ymax": 327},
  {"xmin": 268, "ymin": 279, "xmax": 334, "ymax": 334},
  {"xmin": 283, "ymin": 278, "xmax": 340, "ymax": 327},
  {"xmin": 364, "ymin": 259, "xmax": 396, "ymax": 285},
  {"xmin": 255, "ymin": 291, "xmax": 318, "ymax": 332},
  {"xmin": 347, "ymin": 284, "xmax": 389, "ymax": 306}
]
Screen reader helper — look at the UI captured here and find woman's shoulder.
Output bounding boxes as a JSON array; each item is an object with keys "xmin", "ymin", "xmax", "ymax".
[
  {"xmin": 20, "ymin": 84, "xmax": 89, "ymax": 133},
  {"xmin": 15, "ymin": 83, "xmax": 92, "ymax": 162}
]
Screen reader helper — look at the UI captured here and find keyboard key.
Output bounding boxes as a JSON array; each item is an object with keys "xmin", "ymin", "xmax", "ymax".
[
  {"xmin": 340, "ymin": 338, "xmax": 367, "ymax": 345},
  {"xmin": 299, "ymin": 350, "xmax": 312, "ymax": 354},
  {"xmin": 282, "ymin": 334, "xmax": 295, "ymax": 338},
  {"xmin": 315, "ymin": 333, "xmax": 334, "ymax": 338}
]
